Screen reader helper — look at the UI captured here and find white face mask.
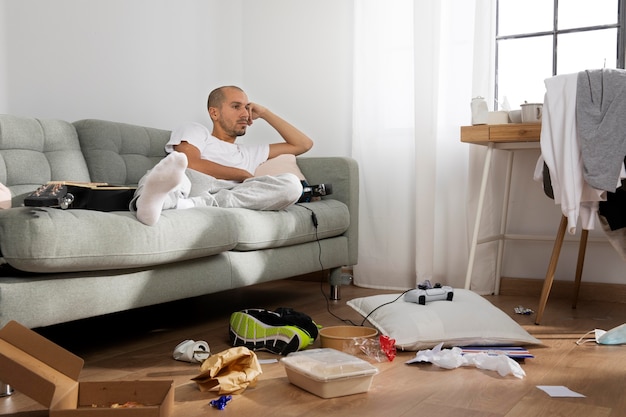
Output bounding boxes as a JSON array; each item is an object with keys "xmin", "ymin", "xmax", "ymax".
[{"xmin": 576, "ymin": 323, "xmax": 626, "ymax": 345}]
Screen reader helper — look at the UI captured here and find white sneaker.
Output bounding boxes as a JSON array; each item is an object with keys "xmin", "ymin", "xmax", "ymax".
[{"xmin": 173, "ymin": 339, "xmax": 210, "ymax": 363}]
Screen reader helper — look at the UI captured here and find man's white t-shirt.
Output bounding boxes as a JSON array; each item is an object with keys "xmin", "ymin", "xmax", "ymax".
[{"xmin": 166, "ymin": 122, "xmax": 269, "ymax": 174}]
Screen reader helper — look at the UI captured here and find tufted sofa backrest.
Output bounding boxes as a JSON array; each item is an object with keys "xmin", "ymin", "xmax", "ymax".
[
  {"xmin": 0, "ymin": 115, "xmax": 92, "ymax": 201},
  {"xmin": 73, "ymin": 119, "xmax": 170, "ymax": 186}
]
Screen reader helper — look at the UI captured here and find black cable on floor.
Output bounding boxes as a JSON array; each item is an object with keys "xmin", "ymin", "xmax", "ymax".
[
  {"xmin": 297, "ymin": 203, "xmax": 410, "ymax": 327},
  {"xmin": 296, "ymin": 203, "xmax": 359, "ymax": 325}
]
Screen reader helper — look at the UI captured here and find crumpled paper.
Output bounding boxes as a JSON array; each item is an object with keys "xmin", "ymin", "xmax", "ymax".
[
  {"xmin": 191, "ymin": 346, "xmax": 262, "ymax": 394},
  {"xmin": 406, "ymin": 342, "xmax": 526, "ymax": 379}
]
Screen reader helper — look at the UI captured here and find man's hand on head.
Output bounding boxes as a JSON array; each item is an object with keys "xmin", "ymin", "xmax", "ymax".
[{"xmin": 247, "ymin": 102, "xmax": 268, "ymax": 125}]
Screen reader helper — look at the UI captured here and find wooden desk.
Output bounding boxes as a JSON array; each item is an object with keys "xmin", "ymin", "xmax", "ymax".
[
  {"xmin": 461, "ymin": 123, "xmax": 541, "ymax": 293},
  {"xmin": 461, "ymin": 123, "xmax": 541, "ymax": 145}
]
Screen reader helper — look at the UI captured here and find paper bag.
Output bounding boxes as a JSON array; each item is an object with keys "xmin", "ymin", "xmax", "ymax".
[{"xmin": 191, "ymin": 346, "xmax": 262, "ymax": 395}]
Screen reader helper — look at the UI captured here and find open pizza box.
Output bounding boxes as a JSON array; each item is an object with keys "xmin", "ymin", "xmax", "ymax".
[{"xmin": 0, "ymin": 321, "xmax": 174, "ymax": 416}]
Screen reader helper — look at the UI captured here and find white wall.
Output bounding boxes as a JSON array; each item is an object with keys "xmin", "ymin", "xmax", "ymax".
[
  {"xmin": 1, "ymin": 1, "xmax": 241, "ymax": 129},
  {"xmin": 0, "ymin": 0, "xmax": 352, "ymax": 158},
  {"xmin": 240, "ymin": 0, "xmax": 353, "ymax": 156}
]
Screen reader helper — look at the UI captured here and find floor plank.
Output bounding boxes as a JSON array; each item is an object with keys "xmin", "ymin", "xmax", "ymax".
[{"xmin": 1, "ymin": 279, "xmax": 625, "ymax": 417}]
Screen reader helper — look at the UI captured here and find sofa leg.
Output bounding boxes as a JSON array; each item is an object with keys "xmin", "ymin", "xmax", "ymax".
[
  {"xmin": 0, "ymin": 381, "xmax": 13, "ymax": 397},
  {"xmin": 329, "ymin": 267, "xmax": 342, "ymax": 300}
]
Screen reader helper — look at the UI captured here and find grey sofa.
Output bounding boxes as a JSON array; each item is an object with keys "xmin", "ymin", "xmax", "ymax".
[{"xmin": 0, "ymin": 115, "xmax": 358, "ymax": 329}]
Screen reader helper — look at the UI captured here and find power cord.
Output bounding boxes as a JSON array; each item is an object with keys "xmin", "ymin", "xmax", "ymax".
[
  {"xmin": 296, "ymin": 203, "xmax": 357, "ymax": 325},
  {"xmin": 295, "ymin": 203, "xmax": 322, "ymax": 265},
  {"xmin": 296, "ymin": 203, "xmax": 407, "ymax": 327},
  {"xmin": 356, "ymin": 289, "xmax": 412, "ymax": 326}
]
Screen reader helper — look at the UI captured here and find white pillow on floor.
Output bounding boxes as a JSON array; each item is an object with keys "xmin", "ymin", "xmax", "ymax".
[{"xmin": 347, "ymin": 289, "xmax": 541, "ymax": 351}]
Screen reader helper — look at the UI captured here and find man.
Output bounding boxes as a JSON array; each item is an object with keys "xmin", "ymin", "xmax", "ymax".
[{"xmin": 132, "ymin": 85, "xmax": 314, "ymax": 226}]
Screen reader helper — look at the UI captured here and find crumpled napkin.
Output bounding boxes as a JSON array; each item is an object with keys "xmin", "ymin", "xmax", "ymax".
[
  {"xmin": 406, "ymin": 342, "xmax": 526, "ymax": 379},
  {"xmin": 191, "ymin": 346, "xmax": 263, "ymax": 394}
]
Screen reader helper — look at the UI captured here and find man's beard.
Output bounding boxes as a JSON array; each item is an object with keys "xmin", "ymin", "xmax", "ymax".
[{"xmin": 219, "ymin": 119, "xmax": 247, "ymax": 137}]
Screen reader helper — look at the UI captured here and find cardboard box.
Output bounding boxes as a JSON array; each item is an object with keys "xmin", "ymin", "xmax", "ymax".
[
  {"xmin": 0, "ymin": 320, "xmax": 174, "ymax": 416},
  {"xmin": 280, "ymin": 348, "xmax": 378, "ymax": 398}
]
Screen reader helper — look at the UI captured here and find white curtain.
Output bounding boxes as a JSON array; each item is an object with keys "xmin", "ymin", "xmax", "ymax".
[{"xmin": 352, "ymin": 0, "xmax": 497, "ymax": 292}]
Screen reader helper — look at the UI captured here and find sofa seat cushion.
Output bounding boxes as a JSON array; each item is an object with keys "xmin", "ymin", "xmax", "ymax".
[
  {"xmin": 0, "ymin": 206, "xmax": 238, "ymax": 273},
  {"xmin": 231, "ymin": 199, "xmax": 350, "ymax": 251}
]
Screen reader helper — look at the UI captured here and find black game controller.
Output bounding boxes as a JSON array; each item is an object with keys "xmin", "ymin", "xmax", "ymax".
[{"xmin": 299, "ymin": 183, "xmax": 333, "ymax": 203}]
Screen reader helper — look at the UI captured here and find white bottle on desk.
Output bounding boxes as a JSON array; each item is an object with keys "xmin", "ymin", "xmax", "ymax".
[{"xmin": 471, "ymin": 97, "xmax": 488, "ymax": 125}]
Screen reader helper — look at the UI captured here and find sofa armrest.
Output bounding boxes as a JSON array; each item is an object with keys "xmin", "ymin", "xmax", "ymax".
[{"xmin": 296, "ymin": 157, "xmax": 359, "ymax": 266}]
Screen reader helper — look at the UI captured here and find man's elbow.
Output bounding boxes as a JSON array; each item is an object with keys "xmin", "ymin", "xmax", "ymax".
[{"xmin": 299, "ymin": 139, "xmax": 314, "ymax": 154}]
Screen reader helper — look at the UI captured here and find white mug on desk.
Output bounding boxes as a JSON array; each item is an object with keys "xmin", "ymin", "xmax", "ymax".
[{"xmin": 521, "ymin": 103, "xmax": 542, "ymax": 123}]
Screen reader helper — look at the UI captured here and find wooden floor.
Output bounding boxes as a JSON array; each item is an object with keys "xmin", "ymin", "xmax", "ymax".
[{"xmin": 2, "ymin": 278, "xmax": 626, "ymax": 417}]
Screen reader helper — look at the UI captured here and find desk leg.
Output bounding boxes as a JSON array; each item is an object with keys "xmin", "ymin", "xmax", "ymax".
[
  {"xmin": 465, "ymin": 143, "xmax": 494, "ymax": 290},
  {"xmin": 494, "ymin": 150, "xmax": 514, "ymax": 294}
]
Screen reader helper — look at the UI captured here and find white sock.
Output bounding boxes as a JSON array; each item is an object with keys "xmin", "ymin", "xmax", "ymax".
[
  {"xmin": 176, "ymin": 199, "xmax": 194, "ymax": 209},
  {"xmin": 136, "ymin": 152, "xmax": 188, "ymax": 225}
]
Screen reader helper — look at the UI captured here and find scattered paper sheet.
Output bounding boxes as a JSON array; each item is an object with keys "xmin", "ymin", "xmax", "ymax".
[{"xmin": 537, "ymin": 386, "xmax": 586, "ymax": 398}]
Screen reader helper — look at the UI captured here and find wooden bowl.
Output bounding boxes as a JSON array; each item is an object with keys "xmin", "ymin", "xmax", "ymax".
[{"xmin": 319, "ymin": 326, "xmax": 378, "ymax": 351}]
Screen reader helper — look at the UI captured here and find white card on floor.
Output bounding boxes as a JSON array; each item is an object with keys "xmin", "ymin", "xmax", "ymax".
[{"xmin": 537, "ymin": 385, "xmax": 586, "ymax": 397}]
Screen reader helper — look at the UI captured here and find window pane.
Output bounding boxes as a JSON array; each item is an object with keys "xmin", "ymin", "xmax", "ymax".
[
  {"xmin": 557, "ymin": 28, "xmax": 619, "ymax": 73},
  {"xmin": 498, "ymin": 0, "xmax": 553, "ymax": 36},
  {"xmin": 558, "ymin": 0, "xmax": 618, "ymax": 30},
  {"xmin": 497, "ymin": 36, "xmax": 553, "ymax": 109}
]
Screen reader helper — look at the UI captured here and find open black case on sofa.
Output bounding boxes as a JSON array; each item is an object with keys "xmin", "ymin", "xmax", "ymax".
[{"xmin": 24, "ymin": 181, "xmax": 136, "ymax": 211}]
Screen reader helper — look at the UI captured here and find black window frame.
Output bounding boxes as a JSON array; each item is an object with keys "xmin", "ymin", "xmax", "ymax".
[{"xmin": 495, "ymin": 0, "xmax": 626, "ymax": 109}]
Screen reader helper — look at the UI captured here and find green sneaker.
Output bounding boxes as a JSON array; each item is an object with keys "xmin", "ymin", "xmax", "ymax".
[{"xmin": 229, "ymin": 308, "xmax": 317, "ymax": 355}]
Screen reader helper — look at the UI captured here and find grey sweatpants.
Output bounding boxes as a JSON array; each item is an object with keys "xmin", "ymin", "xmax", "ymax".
[{"xmin": 131, "ymin": 168, "xmax": 303, "ymax": 212}]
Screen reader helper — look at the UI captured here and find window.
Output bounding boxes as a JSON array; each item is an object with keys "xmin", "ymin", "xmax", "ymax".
[{"xmin": 495, "ymin": 0, "xmax": 625, "ymax": 110}]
